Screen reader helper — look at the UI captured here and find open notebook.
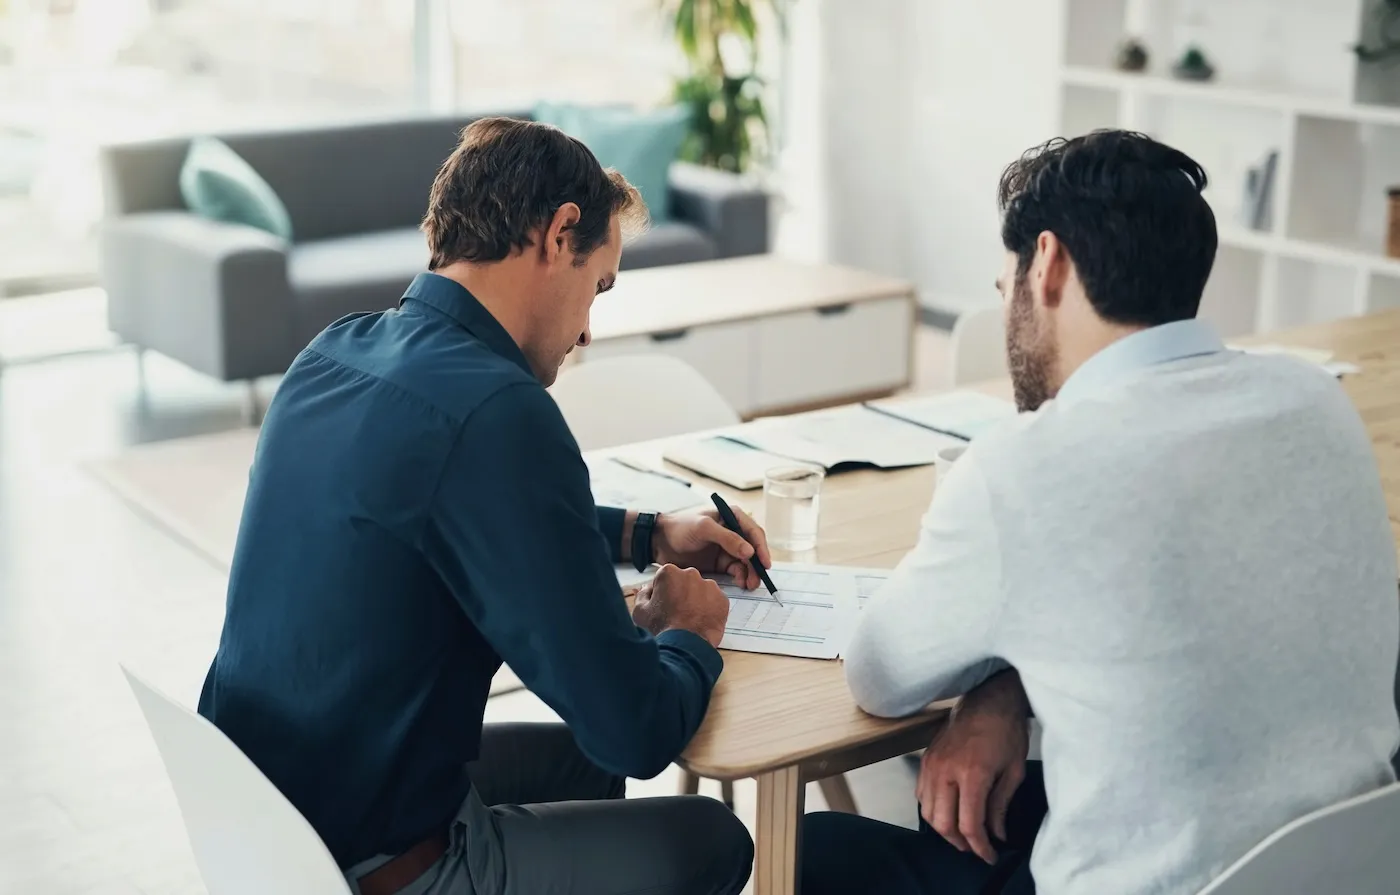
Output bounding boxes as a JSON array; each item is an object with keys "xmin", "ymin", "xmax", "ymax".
[{"xmin": 662, "ymin": 403, "xmax": 970, "ymax": 489}]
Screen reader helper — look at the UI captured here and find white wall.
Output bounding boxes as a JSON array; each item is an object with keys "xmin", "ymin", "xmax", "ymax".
[{"xmin": 777, "ymin": 0, "xmax": 1064, "ymax": 316}]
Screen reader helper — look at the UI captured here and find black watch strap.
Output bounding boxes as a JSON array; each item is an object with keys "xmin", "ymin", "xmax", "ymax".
[{"xmin": 631, "ymin": 512, "xmax": 659, "ymax": 572}]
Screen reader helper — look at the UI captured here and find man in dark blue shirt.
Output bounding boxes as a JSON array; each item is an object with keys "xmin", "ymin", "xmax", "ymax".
[{"xmin": 198, "ymin": 117, "xmax": 769, "ymax": 895}]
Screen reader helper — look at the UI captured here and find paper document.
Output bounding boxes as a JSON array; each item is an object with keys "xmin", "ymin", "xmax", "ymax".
[
  {"xmin": 587, "ymin": 457, "xmax": 701, "ymax": 513},
  {"xmin": 615, "ymin": 564, "xmax": 655, "ymax": 590},
  {"xmin": 865, "ymin": 391, "xmax": 1018, "ymax": 441},
  {"xmin": 661, "ymin": 436, "xmax": 791, "ymax": 490},
  {"xmin": 1228, "ymin": 343, "xmax": 1356, "ymax": 378},
  {"xmin": 727, "ymin": 405, "xmax": 962, "ymax": 470},
  {"xmin": 847, "ymin": 567, "xmax": 893, "ymax": 610},
  {"xmin": 711, "ymin": 564, "xmax": 859, "ymax": 659}
]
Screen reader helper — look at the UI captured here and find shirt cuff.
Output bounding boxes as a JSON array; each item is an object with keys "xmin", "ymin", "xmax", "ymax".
[
  {"xmin": 596, "ymin": 506, "xmax": 626, "ymax": 565},
  {"xmin": 655, "ymin": 629, "xmax": 724, "ymax": 684}
]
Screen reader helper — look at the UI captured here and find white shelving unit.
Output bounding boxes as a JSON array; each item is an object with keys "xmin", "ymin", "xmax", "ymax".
[{"xmin": 1058, "ymin": 0, "xmax": 1400, "ymax": 334}]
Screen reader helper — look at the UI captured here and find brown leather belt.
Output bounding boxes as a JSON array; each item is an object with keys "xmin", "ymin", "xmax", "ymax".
[{"xmin": 356, "ymin": 834, "xmax": 449, "ymax": 895}]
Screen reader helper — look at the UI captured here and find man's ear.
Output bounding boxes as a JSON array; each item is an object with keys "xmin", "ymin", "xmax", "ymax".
[
  {"xmin": 1034, "ymin": 231, "xmax": 1070, "ymax": 310},
  {"xmin": 542, "ymin": 202, "xmax": 582, "ymax": 265}
]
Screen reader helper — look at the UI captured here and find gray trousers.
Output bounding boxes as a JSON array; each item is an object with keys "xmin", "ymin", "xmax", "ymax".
[{"xmin": 348, "ymin": 723, "xmax": 754, "ymax": 895}]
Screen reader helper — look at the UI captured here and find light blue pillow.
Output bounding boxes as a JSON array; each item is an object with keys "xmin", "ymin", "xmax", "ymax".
[
  {"xmin": 179, "ymin": 136, "xmax": 293, "ymax": 240},
  {"xmin": 534, "ymin": 103, "xmax": 689, "ymax": 221}
]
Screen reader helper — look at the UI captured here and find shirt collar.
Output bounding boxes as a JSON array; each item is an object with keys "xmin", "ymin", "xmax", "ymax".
[
  {"xmin": 400, "ymin": 273, "xmax": 534, "ymax": 377},
  {"xmin": 1056, "ymin": 318, "xmax": 1225, "ymax": 404}
]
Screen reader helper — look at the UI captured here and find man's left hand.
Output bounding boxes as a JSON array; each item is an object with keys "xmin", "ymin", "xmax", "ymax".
[{"xmin": 653, "ymin": 508, "xmax": 773, "ymax": 591}]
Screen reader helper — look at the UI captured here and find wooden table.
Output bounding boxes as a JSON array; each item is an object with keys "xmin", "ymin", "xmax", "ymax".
[{"xmin": 595, "ymin": 308, "xmax": 1400, "ymax": 895}]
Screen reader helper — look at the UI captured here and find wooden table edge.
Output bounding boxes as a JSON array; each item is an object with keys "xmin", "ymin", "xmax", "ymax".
[{"xmin": 678, "ymin": 705, "xmax": 951, "ymax": 782}]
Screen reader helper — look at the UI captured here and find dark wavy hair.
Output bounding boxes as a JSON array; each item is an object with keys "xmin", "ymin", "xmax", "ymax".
[
  {"xmin": 422, "ymin": 117, "xmax": 646, "ymax": 269},
  {"xmin": 998, "ymin": 130, "xmax": 1218, "ymax": 327}
]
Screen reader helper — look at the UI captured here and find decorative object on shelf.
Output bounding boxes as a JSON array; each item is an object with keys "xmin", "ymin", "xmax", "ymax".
[
  {"xmin": 1354, "ymin": 0, "xmax": 1400, "ymax": 63},
  {"xmin": 1241, "ymin": 150, "xmax": 1280, "ymax": 233},
  {"xmin": 1172, "ymin": 45, "xmax": 1216, "ymax": 82},
  {"xmin": 1115, "ymin": 38, "xmax": 1149, "ymax": 73},
  {"xmin": 1388, "ymin": 187, "xmax": 1400, "ymax": 259},
  {"xmin": 661, "ymin": 0, "xmax": 786, "ymax": 174}
]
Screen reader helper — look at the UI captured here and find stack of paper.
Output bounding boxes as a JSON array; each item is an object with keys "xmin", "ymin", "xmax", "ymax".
[
  {"xmin": 728, "ymin": 405, "xmax": 962, "ymax": 470},
  {"xmin": 864, "ymin": 391, "xmax": 1018, "ymax": 441},
  {"xmin": 587, "ymin": 457, "xmax": 701, "ymax": 513}
]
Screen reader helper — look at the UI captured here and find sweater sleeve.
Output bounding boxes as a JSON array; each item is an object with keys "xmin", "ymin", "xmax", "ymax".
[{"xmin": 844, "ymin": 449, "xmax": 1008, "ymax": 717}]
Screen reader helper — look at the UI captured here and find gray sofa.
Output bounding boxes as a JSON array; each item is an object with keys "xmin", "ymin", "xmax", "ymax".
[{"xmin": 99, "ymin": 113, "xmax": 769, "ymax": 383}]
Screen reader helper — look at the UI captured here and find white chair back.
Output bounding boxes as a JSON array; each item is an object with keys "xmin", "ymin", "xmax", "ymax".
[
  {"xmin": 949, "ymin": 305, "xmax": 1008, "ymax": 387},
  {"xmin": 1196, "ymin": 781, "xmax": 1400, "ymax": 895},
  {"xmin": 121, "ymin": 667, "xmax": 351, "ymax": 895},
  {"xmin": 550, "ymin": 355, "xmax": 740, "ymax": 451}
]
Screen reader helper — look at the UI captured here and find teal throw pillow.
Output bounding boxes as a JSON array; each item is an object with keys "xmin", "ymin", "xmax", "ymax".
[
  {"xmin": 534, "ymin": 103, "xmax": 689, "ymax": 221},
  {"xmin": 179, "ymin": 136, "xmax": 293, "ymax": 240}
]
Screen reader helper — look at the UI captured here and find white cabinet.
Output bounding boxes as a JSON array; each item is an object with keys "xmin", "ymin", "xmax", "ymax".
[
  {"xmin": 582, "ymin": 296, "xmax": 912, "ymax": 417},
  {"xmin": 751, "ymin": 297, "xmax": 912, "ymax": 410},
  {"xmin": 583, "ymin": 319, "xmax": 756, "ymax": 413},
  {"xmin": 578, "ymin": 257, "xmax": 916, "ymax": 417}
]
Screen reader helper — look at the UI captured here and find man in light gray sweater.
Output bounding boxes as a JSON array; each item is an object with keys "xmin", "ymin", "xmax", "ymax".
[{"xmin": 802, "ymin": 131, "xmax": 1399, "ymax": 895}]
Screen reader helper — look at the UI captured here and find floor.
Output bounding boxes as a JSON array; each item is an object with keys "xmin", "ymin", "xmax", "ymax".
[{"xmin": 0, "ymin": 290, "xmax": 953, "ymax": 894}]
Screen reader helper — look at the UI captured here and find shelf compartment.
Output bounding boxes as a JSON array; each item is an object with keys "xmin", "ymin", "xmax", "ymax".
[
  {"xmin": 1272, "ymin": 256, "xmax": 1361, "ymax": 328},
  {"xmin": 1199, "ymin": 244, "xmax": 1264, "ymax": 337},
  {"xmin": 1286, "ymin": 115, "xmax": 1400, "ymax": 264}
]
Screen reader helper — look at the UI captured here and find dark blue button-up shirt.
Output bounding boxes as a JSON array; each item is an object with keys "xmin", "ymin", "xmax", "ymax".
[{"xmin": 198, "ymin": 273, "xmax": 722, "ymax": 868}]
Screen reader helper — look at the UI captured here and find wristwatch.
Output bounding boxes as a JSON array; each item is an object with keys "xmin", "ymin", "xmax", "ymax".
[{"xmin": 631, "ymin": 512, "xmax": 659, "ymax": 572}]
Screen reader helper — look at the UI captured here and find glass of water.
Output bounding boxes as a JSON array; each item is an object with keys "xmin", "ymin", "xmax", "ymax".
[{"xmin": 763, "ymin": 464, "xmax": 825, "ymax": 553}]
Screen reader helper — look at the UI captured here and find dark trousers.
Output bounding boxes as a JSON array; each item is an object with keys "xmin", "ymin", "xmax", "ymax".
[
  {"xmin": 801, "ymin": 761, "xmax": 1048, "ymax": 895},
  {"xmin": 355, "ymin": 723, "xmax": 754, "ymax": 895}
]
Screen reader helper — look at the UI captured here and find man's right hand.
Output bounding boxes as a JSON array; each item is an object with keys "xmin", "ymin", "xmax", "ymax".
[
  {"xmin": 918, "ymin": 670, "xmax": 1031, "ymax": 865},
  {"xmin": 631, "ymin": 564, "xmax": 730, "ymax": 648}
]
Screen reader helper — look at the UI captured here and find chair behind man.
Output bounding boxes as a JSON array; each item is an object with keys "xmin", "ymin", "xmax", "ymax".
[
  {"xmin": 121, "ymin": 667, "xmax": 351, "ymax": 895},
  {"xmin": 949, "ymin": 305, "xmax": 1008, "ymax": 387},
  {"xmin": 1196, "ymin": 781, "xmax": 1400, "ymax": 895},
  {"xmin": 549, "ymin": 355, "xmax": 740, "ymax": 450}
]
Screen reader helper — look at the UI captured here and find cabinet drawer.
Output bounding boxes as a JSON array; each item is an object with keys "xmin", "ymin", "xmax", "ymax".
[
  {"xmin": 752, "ymin": 296, "xmax": 911, "ymax": 410},
  {"xmin": 582, "ymin": 319, "xmax": 756, "ymax": 414}
]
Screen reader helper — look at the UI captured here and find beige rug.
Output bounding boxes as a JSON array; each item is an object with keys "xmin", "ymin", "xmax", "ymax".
[{"xmin": 89, "ymin": 427, "xmax": 523, "ymax": 694}]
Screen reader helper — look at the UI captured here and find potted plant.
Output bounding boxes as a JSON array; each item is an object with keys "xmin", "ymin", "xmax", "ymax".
[{"xmin": 661, "ymin": 0, "xmax": 786, "ymax": 174}]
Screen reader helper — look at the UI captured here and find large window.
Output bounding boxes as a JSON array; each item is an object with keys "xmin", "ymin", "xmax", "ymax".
[
  {"xmin": 448, "ymin": 0, "xmax": 674, "ymax": 110},
  {"xmin": 0, "ymin": 0, "xmax": 418, "ymax": 290},
  {"xmin": 0, "ymin": 0, "xmax": 679, "ymax": 293}
]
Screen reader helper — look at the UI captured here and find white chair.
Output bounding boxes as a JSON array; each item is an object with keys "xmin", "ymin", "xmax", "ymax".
[
  {"xmin": 1196, "ymin": 781, "xmax": 1400, "ymax": 894},
  {"xmin": 121, "ymin": 667, "xmax": 351, "ymax": 895},
  {"xmin": 949, "ymin": 305, "xmax": 1008, "ymax": 387},
  {"xmin": 549, "ymin": 355, "xmax": 740, "ymax": 450}
]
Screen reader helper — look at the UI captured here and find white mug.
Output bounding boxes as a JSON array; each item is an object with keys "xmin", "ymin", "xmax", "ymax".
[{"xmin": 934, "ymin": 444, "xmax": 968, "ymax": 487}]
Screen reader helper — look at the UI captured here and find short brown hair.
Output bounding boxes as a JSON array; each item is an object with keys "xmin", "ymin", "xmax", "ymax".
[{"xmin": 422, "ymin": 117, "xmax": 646, "ymax": 269}]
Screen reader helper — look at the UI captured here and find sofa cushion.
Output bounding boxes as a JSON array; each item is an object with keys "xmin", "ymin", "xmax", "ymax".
[
  {"xmin": 289, "ymin": 228, "xmax": 428, "ymax": 344},
  {"xmin": 179, "ymin": 137, "xmax": 293, "ymax": 240},
  {"xmin": 622, "ymin": 221, "xmax": 718, "ymax": 270},
  {"xmin": 535, "ymin": 103, "xmax": 688, "ymax": 221}
]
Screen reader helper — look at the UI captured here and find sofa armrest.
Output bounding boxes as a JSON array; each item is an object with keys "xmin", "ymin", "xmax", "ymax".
[
  {"xmin": 667, "ymin": 162, "xmax": 770, "ymax": 259},
  {"xmin": 100, "ymin": 212, "xmax": 298, "ymax": 381}
]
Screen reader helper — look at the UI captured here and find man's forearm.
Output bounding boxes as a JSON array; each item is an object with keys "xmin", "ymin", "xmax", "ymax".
[{"xmin": 958, "ymin": 669, "xmax": 1032, "ymax": 721}]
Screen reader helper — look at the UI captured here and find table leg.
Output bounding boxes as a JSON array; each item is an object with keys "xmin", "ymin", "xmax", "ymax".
[
  {"xmin": 817, "ymin": 773, "xmax": 858, "ymax": 814},
  {"xmin": 754, "ymin": 765, "xmax": 804, "ymax": 895}
]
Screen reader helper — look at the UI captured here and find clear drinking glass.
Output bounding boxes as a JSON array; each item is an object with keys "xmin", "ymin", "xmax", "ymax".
[{"xmin": 763, "ymin": 464, "xmax": 825, "ymax": 552}]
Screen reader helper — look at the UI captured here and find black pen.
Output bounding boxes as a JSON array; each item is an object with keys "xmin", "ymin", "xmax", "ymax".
[{"xmin": 710, "ymin": 492, "xmax": 782, "ymax": 605}]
